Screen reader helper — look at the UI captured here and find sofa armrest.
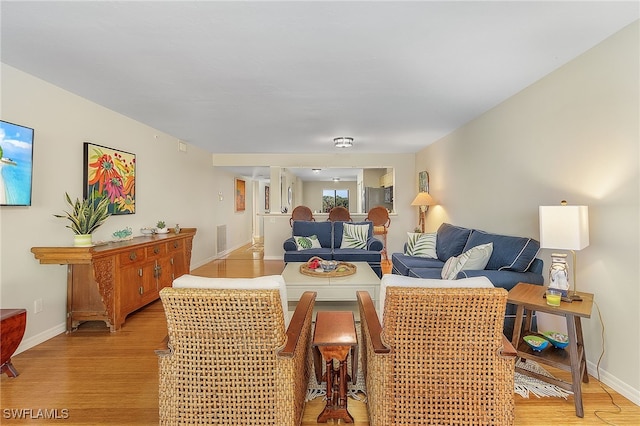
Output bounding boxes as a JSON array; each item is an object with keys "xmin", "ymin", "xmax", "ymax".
[
  {"xmin": 283, "ymin": 237, "xmax": 297, "ymax": 251},
  {"xmin": 366, "ymin": 237, "xmax": 384, "ymax": 252},
  {"xmin": 279, "ymin": 291, "xmax": 316, "ymax": 357},
  {"xmin": 458, "ymin": 269, "xmax": 544, "ymax": 291}
]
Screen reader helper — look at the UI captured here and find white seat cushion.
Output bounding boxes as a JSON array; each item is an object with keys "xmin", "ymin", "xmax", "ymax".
[
  {"xmin": 172, "ymin": 274, "xmax": 290, "ymax": 326},
  {"xmin": 378, "ymin": 274, "xmax": 494, "ymax": 321}
]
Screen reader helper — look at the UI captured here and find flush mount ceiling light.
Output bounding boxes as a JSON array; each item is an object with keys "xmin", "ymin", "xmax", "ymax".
[
  {"xmin": 312, "ymin": 168, "xmax": 321, "ymax": 173},
  {"xmin": 332, "ymin": 177, "xmax": 340, "ymax": 182},
  {"xmin": 333, "ymin": 137, "xmax": 354, "ymax": 148}
]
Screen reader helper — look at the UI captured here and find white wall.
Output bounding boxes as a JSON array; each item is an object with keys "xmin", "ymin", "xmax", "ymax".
[
  {"xmin": 0, "ymin": 65, "xmax": 253, "ymax": 352},
  {"xmin": 417, "ymin": 22, "xmax": 639, "ymax": 403}
]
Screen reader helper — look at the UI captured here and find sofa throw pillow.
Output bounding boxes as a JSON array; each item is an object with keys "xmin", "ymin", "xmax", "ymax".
[
  {"xmin": 441, "ymin": 242, "xmax": 493, "ymax": 280},
  {"xmin": 405, "ymin": 232, "xmax": 437, "ymax": 258},
  {"xmin": 340, "ymin": 223, "xmax": 370, "ymax": 249},
  {"xmin": 293, "ymin": 235, "xmax": 322, "ymax": 251}
]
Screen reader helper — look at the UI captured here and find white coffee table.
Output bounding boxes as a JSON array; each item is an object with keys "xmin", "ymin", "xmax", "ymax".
[{"xmin": 282, "ymin": 261, "xmax": 380, "ymax": 303}]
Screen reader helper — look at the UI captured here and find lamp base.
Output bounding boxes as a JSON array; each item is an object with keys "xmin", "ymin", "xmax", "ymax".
[{"xmin": 569, "ymin": 293, "xmax": 582, "ymax": 302}]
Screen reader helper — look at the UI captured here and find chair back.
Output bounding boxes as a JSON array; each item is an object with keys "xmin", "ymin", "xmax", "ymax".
[
  {"xmin": 379, "ymin": 286, "xmax": 513, "ymax": 424},
  {"xmin": 327, "ymin": 206, "xmax": 352, "ymax": 222},
  {"xmin": 290, "ymin": 205, "xmax": 314, "ymax": 226},
  {"xmin": 158, "ymin": 287, "xmax": 286, "ymax": 423},
  {"xmin": 366, "ymin": 206, "xmax": 390, "ymax": 232}
]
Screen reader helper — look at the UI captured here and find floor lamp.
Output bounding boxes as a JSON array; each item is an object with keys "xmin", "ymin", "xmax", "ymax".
[
  {"xmin": 411, "ymin": 192, "xmax": 435, "ymax": 233},
  {"xmin": 539, "ymin": 201, "xmax": 589, "ymax": 302}
]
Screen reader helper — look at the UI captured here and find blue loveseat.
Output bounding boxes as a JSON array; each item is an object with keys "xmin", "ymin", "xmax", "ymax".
[
  {"xmin": 284, "ymin": 220, "xmax": 383, "ymax": 277},
  {"xmin": 392, "ymin": 223, "xmax": 544, "ymax": 338}
]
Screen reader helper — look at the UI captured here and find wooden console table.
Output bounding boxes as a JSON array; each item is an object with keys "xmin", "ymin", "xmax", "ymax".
[
  {"xmin": 1, "ymin": 309, "xmax": 27, "ymax": 377},
  {"xmin": 509, "ymin": 282, "xmax": 593, "ymax": 417},
  {"xmin": 31, "ymin": 228, "xmax": 196, "ymax": 332},
  {"xmin": 312, "ymin": 311, "xmax": 358, "ymax": 423}
]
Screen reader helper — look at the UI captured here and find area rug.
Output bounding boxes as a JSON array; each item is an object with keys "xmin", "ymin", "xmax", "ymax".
[{"xmin": 306, "ymin": 323, "xmax": 572, "ymax": 401}]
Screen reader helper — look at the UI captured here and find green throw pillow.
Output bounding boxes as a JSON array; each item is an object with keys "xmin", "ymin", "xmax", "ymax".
[
  {"xmin": 340, "ymin": 223, "xmax": 370, "ymax": 249},
  {"xmin": 405, "ymin": 232, "xmax": 437, "ymax": 258},
  {"xmin": 294, "ymin": 235, "xmax": 322, "ymax": 251}
]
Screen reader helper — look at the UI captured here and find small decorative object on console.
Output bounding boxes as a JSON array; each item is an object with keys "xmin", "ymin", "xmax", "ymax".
[
  {"xmin": 112, "ymin": 227, "xmax": 133, "ymax": 241},
  {"xmin": 141, "ymin": 227, "xmax": 155, "ymax": 235},
  {"xmin": 156, "ymin": 220, "xmax": 168, "ymax": 234}
]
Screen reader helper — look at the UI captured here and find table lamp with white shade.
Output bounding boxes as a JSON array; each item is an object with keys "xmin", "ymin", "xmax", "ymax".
[{"xmin": 539, "ymin": 201, "xmax": 589, "ymax": 302}]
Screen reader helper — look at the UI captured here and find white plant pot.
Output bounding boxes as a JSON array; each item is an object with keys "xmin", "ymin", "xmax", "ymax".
[{"xmin": 74, "ymin": 234, "xmax": 93, "ymax": 247}]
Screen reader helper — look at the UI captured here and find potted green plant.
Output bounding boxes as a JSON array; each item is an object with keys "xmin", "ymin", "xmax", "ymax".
[
  {"xmin": 54, "ymin": 192, "xmax": 111, "ymax": 246},
  {"xmin": 156, "ymin": 220, "xmax": 168, "ymax": 234}
]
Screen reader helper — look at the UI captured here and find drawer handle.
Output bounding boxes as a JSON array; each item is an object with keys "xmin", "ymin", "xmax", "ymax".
[
  {"xmin": 138, "ymin": 268, "xmax": 143, "ymax": 277},
  {"xmin": 154, "ymin": 247, "xmax": 160, "ymax": 254},
  {"xmin": 138, "ymin": 286, "xmax": 144, "ymax": 295},
  {"xmin": 173, "ymin": 242, "xmax": 179, "ymax": 249},
  {"xmin": 129, "ymin": 252, "xmax": 137, "ymax": 261}
]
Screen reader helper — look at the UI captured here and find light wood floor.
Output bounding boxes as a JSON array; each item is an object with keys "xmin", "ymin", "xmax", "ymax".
[{"xmin": 2, "ymin": 243, "xmax": 638, "ymax": 425}]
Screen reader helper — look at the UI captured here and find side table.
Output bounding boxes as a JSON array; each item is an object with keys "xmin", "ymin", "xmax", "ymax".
[
  {"xmin": 1, "ymin": 309, "xmax": 27, "ymax": 377},
  {"xmin": 508, "ymin": 282, "xmax": 593, "ymax": 417},
  {"xmin": 312, "ymin": 311, "xmax": 358, "ymax": 423}
]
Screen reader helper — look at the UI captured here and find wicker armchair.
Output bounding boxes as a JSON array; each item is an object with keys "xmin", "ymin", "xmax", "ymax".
[
  {"xmin": 357, "ymin": 287, "xmax": 517, "ymax": 426},
  {"xmin": 156, "ymin": 287, "xmax": 316, "ymax": 425}
]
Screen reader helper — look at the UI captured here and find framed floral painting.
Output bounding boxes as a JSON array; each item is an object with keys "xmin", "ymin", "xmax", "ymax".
[{"xmin": 83, "ymin": 142, "xmax": 136, "ymax": 215}]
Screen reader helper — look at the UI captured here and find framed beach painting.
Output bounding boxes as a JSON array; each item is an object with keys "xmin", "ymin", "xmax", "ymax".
[
  {"xmin": 83, "ymin": 142, "xmax": 136, "ymax": 215},
  {"xmin": 235, "ymin": 178, "xmax": 246, "ymax": 212},
  {"xmin": 0, "ymin": 120, "xmax": 34, "ymax": 206}
]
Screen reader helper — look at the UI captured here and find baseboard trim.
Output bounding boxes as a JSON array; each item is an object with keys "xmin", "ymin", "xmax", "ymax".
[
  {"xmin": 587, "ymin": 360, "xmax": 640, "ymax": 406},
  {"xmin": 14, "ymin": 322, "xmax": 66, "ymax": 356}
]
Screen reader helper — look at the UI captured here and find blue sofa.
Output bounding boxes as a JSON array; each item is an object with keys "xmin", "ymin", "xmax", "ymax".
[
  {"xmin": 284, "ymin": 220, "xmax": 383, "ymax": 277},
  {"xmin": 392, "ymin": 223, "xmax": 544, "ymax": 338}
]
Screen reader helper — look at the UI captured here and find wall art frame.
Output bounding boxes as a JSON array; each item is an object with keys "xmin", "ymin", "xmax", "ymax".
[
  {"xmin": 418, "ymin": 170, "xmax": 430, "ymax": 193},
  {"xmin": 265, "ymin": 185, "xmax": 270, "ymax": 211},
  {"xmin": 235, "ymin": 178, "xmax": 246, "ymax": 212},
  {"xmin": 83, "ymin": 142, "xmax": 136, "ymax": 215}
]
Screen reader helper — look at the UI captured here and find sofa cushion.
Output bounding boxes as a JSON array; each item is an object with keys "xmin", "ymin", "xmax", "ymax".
[
  {"xmin": 436, "ymin": 223, "xmax": 472, "ymax": 261},
  {"xmin": 291, "ymin": 220, "xmax": 333, "ymax": 248},
  {"xmin": 405, "ymin": 232, "xmax": 437, "ymax": 258},
  {"xmin": 340, "ymin": 223, "xmax": 371, "ymax": 249},
  {"xmin": 294, "ymin": 235, "xmax": 322, "ymax": 250},
  {"xmin": 463, "ymin": 229, "xmax": 540, "ymax": 272},
  {"xmin": 172, "ymin": 274, "xmax": 289, "ymax": 325},
  {"xmin": 379, "ymin": 274, "xmax": 494, "ymax": 320},
  {"xmin": 284, "ymin": 248, "xmax": 333, "ymax": 263},
  {"xmin": 441, "ymin": 242, "xmax": 493, "ymax": 280},
  {"xmin": 391, "ymin": 253, "xmax": 445, "ymax": 276}
]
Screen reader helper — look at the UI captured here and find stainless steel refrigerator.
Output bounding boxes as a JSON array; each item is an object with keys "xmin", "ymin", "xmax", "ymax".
[{"xmin": 364, "ymin": 187, "xmax": 392, "ymax": 212}]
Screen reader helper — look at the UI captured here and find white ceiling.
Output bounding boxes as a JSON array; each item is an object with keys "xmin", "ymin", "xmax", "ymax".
[{"xmin": 1, "ymin": 1, "xmax": 638, "ymax": 157}]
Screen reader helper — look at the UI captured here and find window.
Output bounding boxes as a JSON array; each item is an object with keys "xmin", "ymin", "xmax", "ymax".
[{"xmin": 322, "ymin": 189, "xmax": 349, "ymax": 212}]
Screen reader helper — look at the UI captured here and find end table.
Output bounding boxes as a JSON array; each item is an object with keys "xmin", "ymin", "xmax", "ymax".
[
  {"xmin": 508, "ymin": 282, "xmax": 594, "ymax": 417},
  {"xmin": 312, "ymin": 311, "xmax": 358, "ymax": 423},
  {"xmin": 1, "ymin": 309, "xmax": 27, "ymax": 377}
]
